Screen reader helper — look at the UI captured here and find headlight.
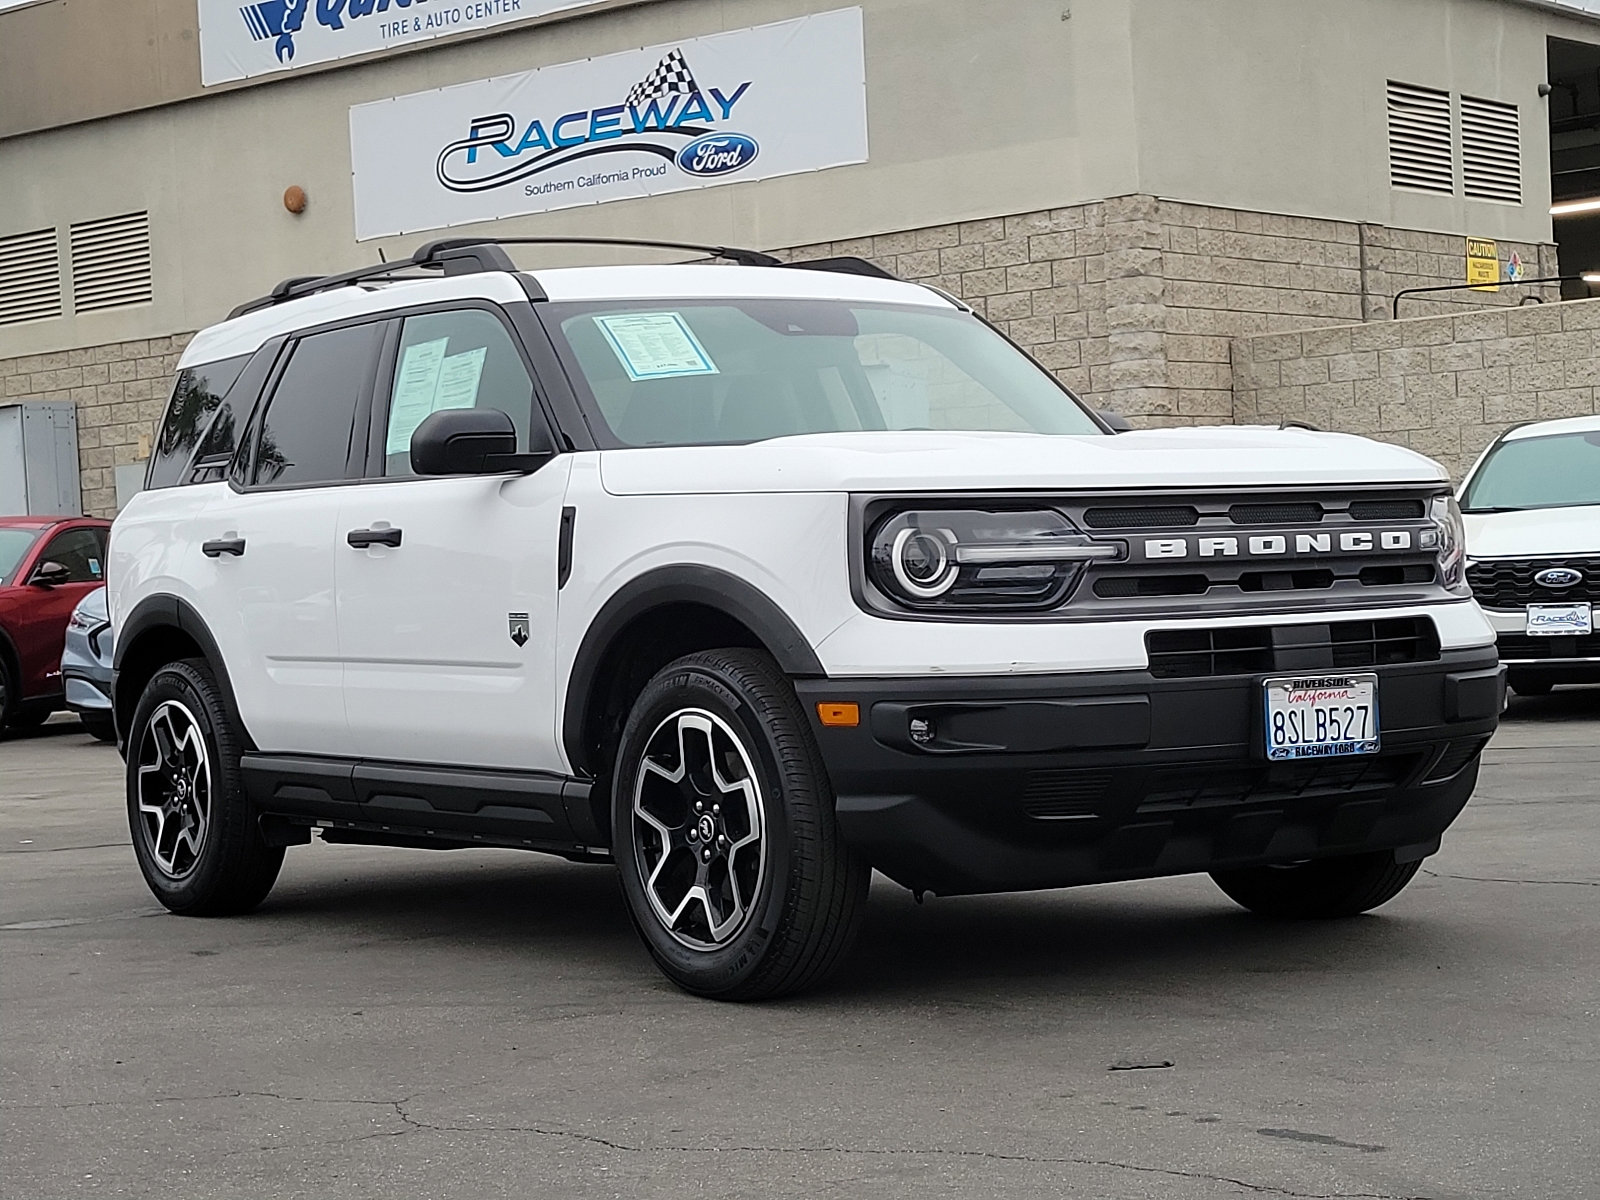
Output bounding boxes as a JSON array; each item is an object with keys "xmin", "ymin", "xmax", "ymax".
[
  {"xmin": 1421, "ymin": 494, "xmax": 1468, "ymax": 594},
  {"xmin": 867, "ymin": 508, "xmax": 1118, "ymax": 611},
  {"xmin": 67, "ymin": 607, "xmax": 98, "ymax": 633}
]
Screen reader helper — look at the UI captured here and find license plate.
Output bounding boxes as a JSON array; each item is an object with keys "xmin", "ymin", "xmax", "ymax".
[
  {"xmin": 1263, "ymin": 673, "xmax": 1379, "ymax": 761},
  {"xmin": 1526, "ymin": 603, "xmax": 1593, "ymax": 636}
]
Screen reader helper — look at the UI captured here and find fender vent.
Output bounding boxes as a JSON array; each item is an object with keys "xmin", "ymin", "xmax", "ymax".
[{"xmin": 0, "ymin": 227, "xmax": 63, "ymax": 327}]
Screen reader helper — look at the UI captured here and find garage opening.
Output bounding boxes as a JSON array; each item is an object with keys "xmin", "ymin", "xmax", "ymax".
[{"xmin": 1547, "ymin": 36, "xmax": 1600, "ymax": 298}]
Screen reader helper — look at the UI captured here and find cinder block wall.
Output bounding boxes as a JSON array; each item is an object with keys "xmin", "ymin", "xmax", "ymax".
[
  {"xmin": 0, "ymin": 336, "xmax": 193, "ymax": 517},
  {"xmin": 1232, "ymin": 300, "xmax": 1600, "ymax": 480}
]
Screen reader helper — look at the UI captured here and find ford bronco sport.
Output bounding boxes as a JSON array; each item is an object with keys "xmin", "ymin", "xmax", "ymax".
[{"xmin": 109, "ymin": 237, "xmax": 1504, "ymax": 999}]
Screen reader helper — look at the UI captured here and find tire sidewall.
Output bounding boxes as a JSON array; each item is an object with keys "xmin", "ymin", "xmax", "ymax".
[
  {"xmin": 613, "ymin": 659, "xmax": 801, "ymax": 995},
  {"xmin": 125, "ymin": 661, "xmax": 248, "ymax": 910}
]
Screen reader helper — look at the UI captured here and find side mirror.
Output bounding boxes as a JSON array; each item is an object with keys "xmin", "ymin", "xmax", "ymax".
[
  {"xmin": 410, "ymin": 408, "xmax": 554, "ymax": 476},
  {"xmin": 29, "ymin": 561, "xmax": 72, "ymax": 587},
  {"xmin": 1097, "ymin": 409, "xmax": 1133, "ymax": 433}
]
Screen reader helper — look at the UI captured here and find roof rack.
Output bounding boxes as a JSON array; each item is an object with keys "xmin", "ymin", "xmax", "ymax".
[{"xmin": 227, "ymin": 237, "xmax": 898, "ymax": 321}]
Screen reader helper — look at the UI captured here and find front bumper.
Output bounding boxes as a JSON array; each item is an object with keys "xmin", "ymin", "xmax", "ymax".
[
  {"xmin": 797, "ymin": 647, "xmax": 1502, "ymax": 896},
  {"xmin": 63, "ymin": 673, "xmax": 111, "ymax": 713},
  {"xmin": 1481, "ymin": 607, "xmax": 1600, "ymax": 684}
]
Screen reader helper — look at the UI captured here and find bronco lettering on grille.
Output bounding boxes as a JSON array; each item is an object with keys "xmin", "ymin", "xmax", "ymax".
[{"xmin": 1136, "ymin": 530, "xmax": 1417, "ymax": 561}]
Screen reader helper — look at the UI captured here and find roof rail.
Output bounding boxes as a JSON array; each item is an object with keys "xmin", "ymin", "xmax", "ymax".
[{"xmin": 225, "ymin": 237, "xmax": 902, "ymax": 322}]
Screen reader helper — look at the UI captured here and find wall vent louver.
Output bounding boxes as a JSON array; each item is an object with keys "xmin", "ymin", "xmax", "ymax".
[
  {"xmin": 1461, "ymin": 95, "xmax": 1522, "ymax": 204},
  {"xmin": 70, "ymin": 211, "xmax": 152, "ymax": 313},
  {"xmin": 1387, "ymin": 81, "xmax": 1454, "ymax": 195},
  {"xmin": 0, "ymin": 227, "xmax": 63, "ymax": 327}
]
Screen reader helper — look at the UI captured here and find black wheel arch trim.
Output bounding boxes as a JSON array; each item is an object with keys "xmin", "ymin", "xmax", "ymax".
[
  {"xmin": 561, "ymin": 565, "xmax": 825, "ymax": 774},
  {"xmin": 112, "ymin": 595, "xmax": 254, "ymax": 752}
]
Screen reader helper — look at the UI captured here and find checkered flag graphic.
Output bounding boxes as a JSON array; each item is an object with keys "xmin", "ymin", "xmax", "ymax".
[{"xmin": 625, "ymin": 49, "xmax": 700, "ymax": 107}]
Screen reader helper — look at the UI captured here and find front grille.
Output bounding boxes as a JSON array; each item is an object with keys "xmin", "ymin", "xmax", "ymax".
[
  {"xmin": 1021, "ymin": 771, "xmax": 1112, "ymax": 819},
  {"xmin": 1468, "ymin": 558, "xmax": 1600, "ymax": 609},
  {"xmin": 1229, "ymin": 502, "xmax": 1323, "ymax": 525},
  {"xmin": 1146, "ymin": 617, "xmax": 1440, "ymax": 678},
  {"xmin": 1083, "ymin": 504, "xmax": 1200, "ymax": 529},
  {"xmin": 1496, "ymin": 632, "xmax": 1600, "ymax": 660},
  {"xmin": 1350, "ymin": 498, "xmax": 1426, "ymax": 521}
]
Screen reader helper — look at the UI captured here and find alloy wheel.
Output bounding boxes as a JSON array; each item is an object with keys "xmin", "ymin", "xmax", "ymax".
[
  {"xmin": 134, "ymin": 700, "xmax": 212, "ymax": 878},
  {"xmin": 631, "ymin": 708, "xmax": 767, "ymax": 950}
]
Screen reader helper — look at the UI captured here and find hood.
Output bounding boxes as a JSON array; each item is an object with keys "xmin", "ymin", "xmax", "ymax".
[
  {"xmin": 1464, "ymin": 505, "xmax": 1600, "ymax": 559},
  {"xmin": 598, "ymin": 427, "xmax": 1448, "ymax": 496}
]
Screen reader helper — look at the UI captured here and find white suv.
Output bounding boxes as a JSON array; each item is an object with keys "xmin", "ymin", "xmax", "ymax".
[
  {"xmin": 1459, "ymin": 414, "xmax": 1600, "ymax": 695},
  {"xmin": 109, "ymin": 238, "xmax": 1504, "ymax": 999}
]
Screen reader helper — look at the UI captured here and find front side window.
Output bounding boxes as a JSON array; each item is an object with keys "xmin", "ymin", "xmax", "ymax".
[
  {"xmin": 543, "ymin": 300, "xmax": 1103, "ymax": 448},
  {"xmin": 38, "ymin": 528, "xmax": 106, "ymax": 583},
  {"xmin": 147, "ymin": 355, "xmax": 250, "ymax": 489},
  {"xmin": 251, "ymin": 323, "xmax": 383, "ymax": 487},
  {"xmin": 379, "ymin": 308, "xmax": 536, "ymax": 477},
  {"xmin": 1460, "ymin": 430, "xmax": 1600, "ymax": 512},
  {"xmin": 0, "ymin": 529, "xmax": 41, "ymax": 585}
]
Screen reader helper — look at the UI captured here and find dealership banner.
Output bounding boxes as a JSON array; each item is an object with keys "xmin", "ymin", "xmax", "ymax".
[
  {"xmin": 199, "ymin": 0, "xmax": 600, "ymax": 86},
  {"xmin": 347, "ymin": 7, "xmax": 868, "ymax": 240}
]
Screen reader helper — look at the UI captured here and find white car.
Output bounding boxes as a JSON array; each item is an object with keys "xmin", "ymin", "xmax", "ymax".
[
  {"xmin": 107, "ymin": 237, "xmax": 1503, "ymax": 999},
  {"xmin": 1460, "ymin": 413, "xmax": 1600, "ymax": 696}
]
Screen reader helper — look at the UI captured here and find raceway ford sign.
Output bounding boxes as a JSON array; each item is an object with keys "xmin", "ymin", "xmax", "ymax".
[{"xmin": 348, "ymin": 8, "xmax": 868, "ymax": 239}]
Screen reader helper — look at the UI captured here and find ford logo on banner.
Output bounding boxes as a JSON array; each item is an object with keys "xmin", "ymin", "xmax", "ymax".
[
  {"xmin": 678, "ymin": 133, "xmax": 760, "ymax": 177},
  {"xmin": 1534, "ymin": 567, "xmax": 1584, "ymax": 589}
]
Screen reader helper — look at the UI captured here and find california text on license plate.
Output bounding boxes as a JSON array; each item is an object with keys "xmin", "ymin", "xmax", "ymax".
[{"xmin": 1263, "ymin": 673, "xmax": 1380, "ymax": 761}]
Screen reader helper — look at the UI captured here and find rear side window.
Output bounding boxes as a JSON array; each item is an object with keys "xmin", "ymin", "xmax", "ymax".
[
  {"xmin": 39, "ymin": 527, "xmax": 107, "ymax": 583},
  {"xmin": 250, "ymin": 323, "xmax": 383, "ymax": 487},
  {"xmin": 147, "ymin": 355, "xmax": 250, "ymax": 489}
]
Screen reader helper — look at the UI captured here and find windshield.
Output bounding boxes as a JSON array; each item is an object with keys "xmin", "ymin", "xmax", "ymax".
[
  {"xmin": 544, "ymin": 300, "xmax": 1104, "ymax": 447},
  {"xmin": 1460, "ymin": 430, "xmax": 1600, "ymax": 512},
  {"xmin": 0, "ymin": 529, "xmax": 40, "ymax": 585}
]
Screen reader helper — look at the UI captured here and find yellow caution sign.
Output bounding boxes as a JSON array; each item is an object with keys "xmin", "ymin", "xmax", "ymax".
[{"xmin": 1466, "ymin": 238, "xmax": 1500, "ymax": 291}]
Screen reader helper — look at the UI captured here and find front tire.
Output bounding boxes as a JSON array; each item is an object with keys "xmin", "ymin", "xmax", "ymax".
[
  {"xmin": 126, "ymin": 659, "xmax": 284, "ymax": 916},
  {"xmin": 612, "ymin": 649, "xmax": 869, "ymax": 1000},
  {"xmin": 1211, "ymin": 850, "xmax": 1422, "ymax": 919}
]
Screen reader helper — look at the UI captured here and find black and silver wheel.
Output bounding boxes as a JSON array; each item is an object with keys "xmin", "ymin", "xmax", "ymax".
[
  {"xmin": 127, "ymin": 659, "xmax": 283, "ymax": 916},
  {"xmin": 1211, "ymin": 850, "xmax": 1422, "ymax": 919},
  {"xmin": 613, "ymin": 649, "xmax": 869, "ymax": 1000}
]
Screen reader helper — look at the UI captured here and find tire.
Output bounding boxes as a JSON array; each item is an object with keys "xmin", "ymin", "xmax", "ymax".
[
  {"xmin": 1211, "ymin": 850, "xmax": 1422, "ymax": 919},
  {"xmin": 6, "ymin": 705, "xmax": 51, "ymax": 731},
  {"xmin": 125, "ymin": 658, "xmax": 284, "ymax": 916},
  {"xmin": 612, "ymin": 648, "xmax": 870, "ymax": 1000},
  {"xmin": 0, "ymin": 656, "xmax": 14, "ymax": 736},
  {"xmin": 80, "ymin": 712, "xmax": 117, "ymax": 743},
  {"xmin": 1509, "ymin": 675, "xmax": 1553, "ymax": 697}
]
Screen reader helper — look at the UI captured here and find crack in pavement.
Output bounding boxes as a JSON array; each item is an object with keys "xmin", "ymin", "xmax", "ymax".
[
  {"xmin": 7, "ymin": 1090, "xmax": 1431, "ymax": 1198},
  {"xmin": 1, "ymin": 841, "xmax": 131, "ymax": 854},
  {"xmin": 0, "ymin": 908, "xmax": 165, "ymax": 931},
  {"xmin": 1422, "ymin": 868, "xmax": 1600, "ymax": 888}
]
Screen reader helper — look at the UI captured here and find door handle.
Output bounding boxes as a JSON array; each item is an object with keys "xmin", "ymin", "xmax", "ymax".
[
  {"xmin": 202, "ymin": 537, "xmax": 246, "ymax": 558},
  {"xmin": 347, "ymin": 527, "xmax": 402, "ymax": 549}
]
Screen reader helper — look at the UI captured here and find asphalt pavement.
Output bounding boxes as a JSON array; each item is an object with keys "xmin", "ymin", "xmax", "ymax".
[{"xmin": 3, "ymin": 692, "xmax": 1598, "ymax": 1200}]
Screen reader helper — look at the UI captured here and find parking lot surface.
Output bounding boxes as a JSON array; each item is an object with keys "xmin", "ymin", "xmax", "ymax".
[{"xmin": 3, "ymin": 693, "xmax": 1598, "ymax": 1200}]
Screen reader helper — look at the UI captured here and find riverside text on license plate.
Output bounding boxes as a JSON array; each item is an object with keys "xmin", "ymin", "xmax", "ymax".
[{"xmin": 1263, "ymin": 673, "xmax": 1379, "ymax": 761}]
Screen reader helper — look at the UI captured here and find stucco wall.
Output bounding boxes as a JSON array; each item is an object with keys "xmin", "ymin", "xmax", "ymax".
[{"xmin": 1232, "ymin": 299, "xmax": 1600, "ymax": 479}]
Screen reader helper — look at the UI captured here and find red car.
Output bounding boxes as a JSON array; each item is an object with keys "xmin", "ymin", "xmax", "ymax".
[{"xmin": 0, "ymin": 516, "xmax": 113, "ymax": 735}]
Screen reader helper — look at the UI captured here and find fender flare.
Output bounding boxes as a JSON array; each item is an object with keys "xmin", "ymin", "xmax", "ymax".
[
  {"xmin": 112, "ymin": 595, "xmax": 253, "ymax": 749},
  {"xmin": 561, "ymin": 565, "xmax": 825, "ymax": 772}
]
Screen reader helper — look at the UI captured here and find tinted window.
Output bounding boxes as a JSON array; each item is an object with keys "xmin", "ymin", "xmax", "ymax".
[
  {"xmin": 380, "ymin": 309, "xmax": 535, "ymax": 476},
  {"xmin": 38, "ymin": 528, "xmax": 106, "ymax": 583},
  {"xmin": 147, "ymin": 356, "xmax": 250, "ymax": 489},
  {"xmin": 546, "ymin": 301, "xmax": 1103, "ymax": 448},
  {"xmin": 252, "ymin": 324, "xmax": 383, "ymax": 487}
]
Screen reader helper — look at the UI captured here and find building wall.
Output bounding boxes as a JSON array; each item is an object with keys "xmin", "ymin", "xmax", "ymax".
[{"xmin": 1232, "ymin": 299, "xmax": 1600, "ymax": 479}]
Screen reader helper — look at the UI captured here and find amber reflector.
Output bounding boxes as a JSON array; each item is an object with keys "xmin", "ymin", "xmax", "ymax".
[{"xmin": 816, "ymin": 702, "xmax": 860, "ymax": 727}]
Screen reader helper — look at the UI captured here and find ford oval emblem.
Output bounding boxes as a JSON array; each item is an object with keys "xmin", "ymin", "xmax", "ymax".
[
  {"xmin": 677, "ymin": 133, "xmax": 759, "ymax": 177},
  {"xmin": 1534, "ymin": 566, "xmax": 1584, "ymax": 588}
]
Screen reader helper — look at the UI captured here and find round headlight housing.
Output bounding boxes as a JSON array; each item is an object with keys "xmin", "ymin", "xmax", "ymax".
[{"xmin": 867, "ymin": 508, "xmax": 1118, "ymax": 612}]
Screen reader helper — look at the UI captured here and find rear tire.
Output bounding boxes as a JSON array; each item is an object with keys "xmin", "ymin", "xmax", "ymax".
[
  {"xmin": 80, "ymin": 712, "xmax": 117, "ymax": 743},
  {"xmin": 612, "ymin": 648, "xmax": 869, "ymax": 1000},
  {"xmin": 1211, "ymin": 850, "xmax": 1422, "ymax": 919},
  {"xmin": 126, "ymin": 658, "xmax": 283, "ymax": 916},
  {"xmin": 1509, "ymin": 674, "xmax": 1553, "ymax": 697}
]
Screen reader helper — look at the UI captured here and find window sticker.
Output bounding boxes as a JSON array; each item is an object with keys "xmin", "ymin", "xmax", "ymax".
[
  {"xmin": 594, "ymin": 312, "xmax": 719, "ymax": 381},
  {"xmin": 386, "ymin": 337, "xmax": 450, "ymax": 454},
  {"xmin": 433, "ymin": 347, "xmax": 487, "ymax": 412},
  {"xmin": 89, "ymin": 558, "xmax": 102, "ymax": 577}
]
